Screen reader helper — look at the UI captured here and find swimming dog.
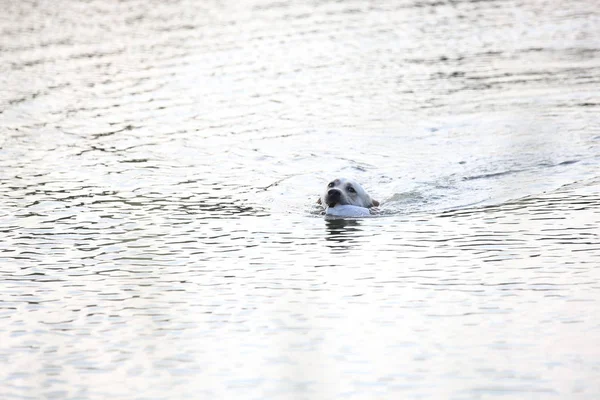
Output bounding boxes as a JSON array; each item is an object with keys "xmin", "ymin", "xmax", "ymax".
[{"xmin": 317, "ymin": 178, "xmax": 379, "ymax": 209}]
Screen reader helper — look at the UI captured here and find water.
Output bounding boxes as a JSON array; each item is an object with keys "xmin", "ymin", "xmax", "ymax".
[{"xmin": 1, "ymin": 0, "xmax": 600, "ymax": 398}]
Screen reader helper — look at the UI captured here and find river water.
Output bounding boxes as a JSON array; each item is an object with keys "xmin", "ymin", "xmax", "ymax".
[{"xmin": 1, "ymin": 0, "xmax": 600, "ymax": 399}]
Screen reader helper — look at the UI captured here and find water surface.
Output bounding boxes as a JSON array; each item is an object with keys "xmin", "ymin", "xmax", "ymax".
[{"xmin": 1, "ymin": 0, "xmax": 600, "ymax": 399}]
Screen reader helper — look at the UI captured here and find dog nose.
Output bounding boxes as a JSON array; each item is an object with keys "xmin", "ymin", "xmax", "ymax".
[{"xmin": 328, "ymin": 189, "xmax": 340, "ymax": 197}]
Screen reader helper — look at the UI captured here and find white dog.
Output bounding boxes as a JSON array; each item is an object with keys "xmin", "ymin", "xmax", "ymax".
[{"xmin": 317, "ymin": 178, "xmax": 379, "ymax": 209}]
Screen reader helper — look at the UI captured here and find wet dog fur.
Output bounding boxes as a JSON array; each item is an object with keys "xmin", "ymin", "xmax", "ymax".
[{"xmin": 317, "ymin": 178, "xmax": 379, "ymax": 208}]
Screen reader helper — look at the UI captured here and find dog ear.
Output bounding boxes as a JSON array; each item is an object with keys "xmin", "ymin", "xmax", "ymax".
[
  {"xmin": 371, "ymin": 199, "xmax": 380, "ymax": 207},
  {"xmin": 317, "ymin": 197, "xmax": 322, "ymax": 205}
]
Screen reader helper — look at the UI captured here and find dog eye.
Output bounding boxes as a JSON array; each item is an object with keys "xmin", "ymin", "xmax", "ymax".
[
  {"xmin": 328, "ymin": 182, "xmax": 334, "ymax": 188},
  {"xmin": 347, "ymin": 186, "xmax": 355, "ymax": 193}
]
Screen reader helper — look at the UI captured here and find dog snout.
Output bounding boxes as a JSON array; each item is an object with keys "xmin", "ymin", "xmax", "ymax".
[{"xmin": 325, "ymin": 188, "xmax": 342, "ymax": 206}]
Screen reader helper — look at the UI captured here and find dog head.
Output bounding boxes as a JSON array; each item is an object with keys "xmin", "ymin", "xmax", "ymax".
[{"xmin": 317, "ymin": 178, "xmax": 380, "ymax": 208}]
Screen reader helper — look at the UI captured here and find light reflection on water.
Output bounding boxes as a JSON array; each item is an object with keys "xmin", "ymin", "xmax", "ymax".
[{"xmin": 1, "ymin": 0, "xmax": 600, "ymax": 398}]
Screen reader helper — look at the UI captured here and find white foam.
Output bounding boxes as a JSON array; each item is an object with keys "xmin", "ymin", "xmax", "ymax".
[{"xmin": 325, "ymin": 204, "xmax": 372, "ymax": 217}]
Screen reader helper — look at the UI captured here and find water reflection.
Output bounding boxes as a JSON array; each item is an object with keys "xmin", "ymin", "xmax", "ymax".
[{"xmin": 323, "ymin": 219, "xmax": 363, "ymax": 252}]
